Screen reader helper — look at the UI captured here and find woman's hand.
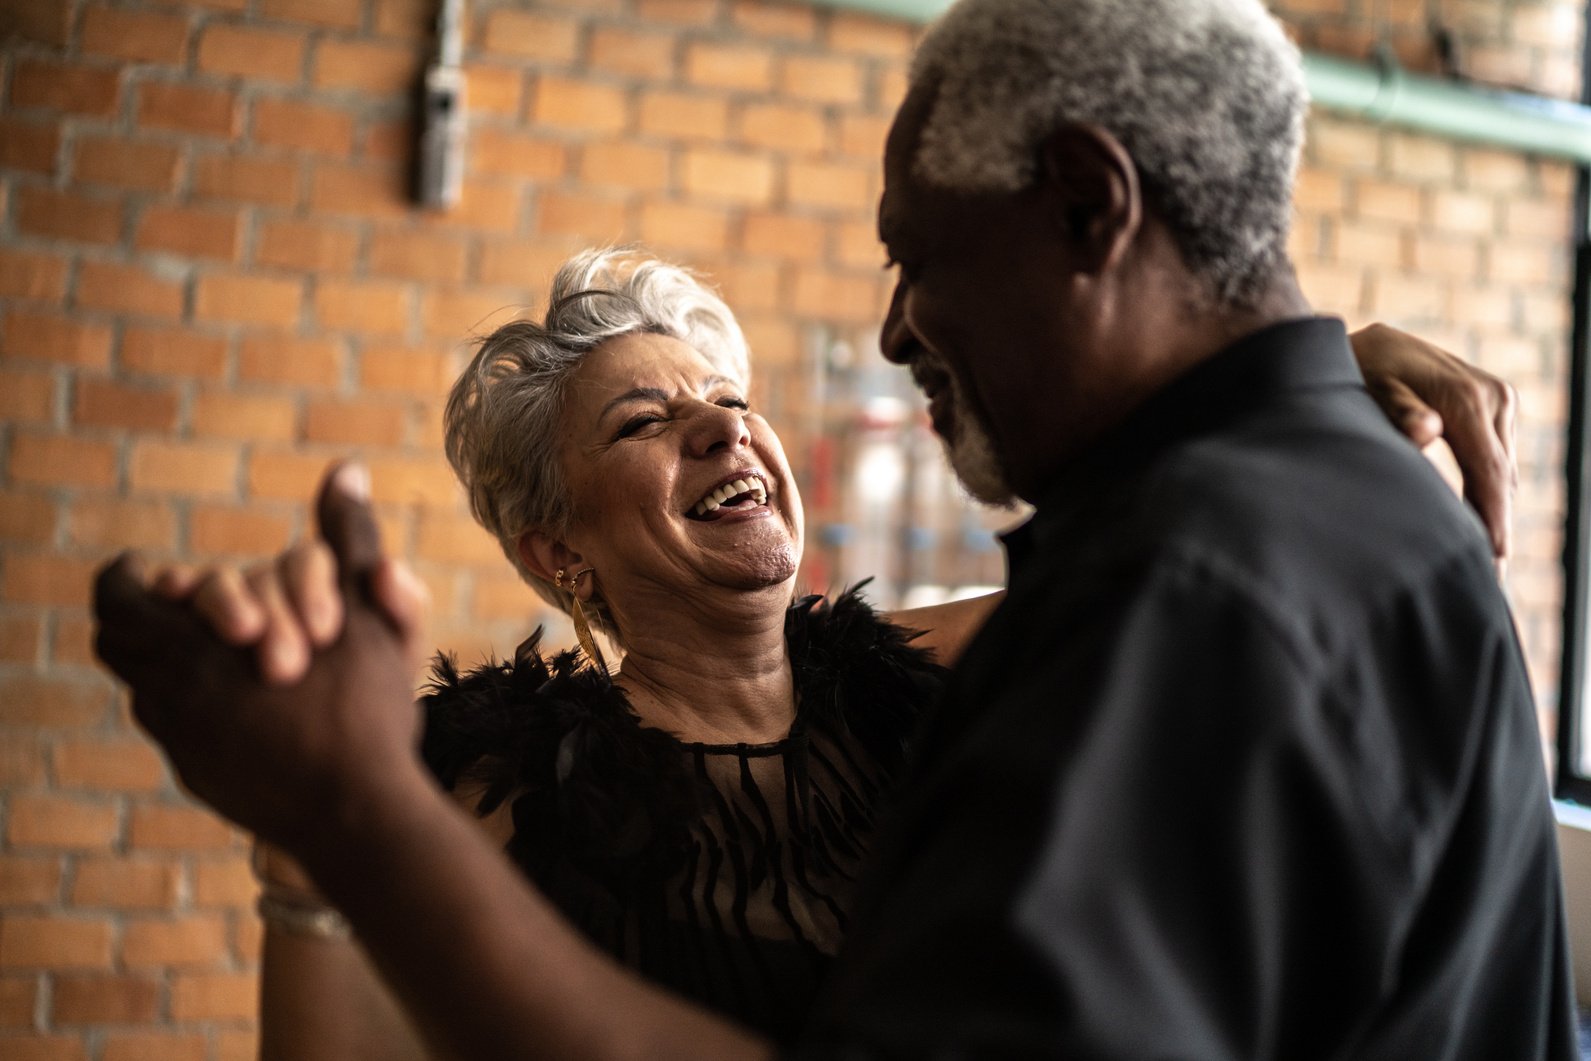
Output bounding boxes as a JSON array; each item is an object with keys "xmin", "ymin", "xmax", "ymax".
[
  {"xmin": 1349, "ymin": 323, "xmax": 1518, "ymax": 566},
  {"xmin": 149, "ymin": 525, "xmax": 428, "ymax": 686}
]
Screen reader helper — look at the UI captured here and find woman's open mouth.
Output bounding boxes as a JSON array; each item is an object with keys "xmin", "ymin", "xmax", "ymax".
[{"xmin": 686, "ymin": 473, "xmax": 769, "ymax": 521}]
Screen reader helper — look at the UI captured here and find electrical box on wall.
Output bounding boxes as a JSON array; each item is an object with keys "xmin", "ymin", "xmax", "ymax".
[{"xmin": 417, "ymin": 0, "xmax": 465, "ymax": 209}]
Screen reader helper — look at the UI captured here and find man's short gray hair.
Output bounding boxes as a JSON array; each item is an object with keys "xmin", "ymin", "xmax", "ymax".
[
  {"xmin": 444, "ymin": 247, "xmax": 750, "ymax": 621},
  {"xmin": 911, "ymin": 0, "xmax": 1307, "ymax": 307}
]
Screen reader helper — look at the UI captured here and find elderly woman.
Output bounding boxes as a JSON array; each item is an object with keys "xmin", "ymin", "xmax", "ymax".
[{"xmin": 146, "ymin": 247, "xmax": 1514, "ymax": 1057}]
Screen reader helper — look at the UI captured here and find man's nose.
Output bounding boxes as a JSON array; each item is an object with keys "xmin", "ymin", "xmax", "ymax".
[{"xmin": 880, "ymin": 280, "xmax": 916, "ymax": 364}]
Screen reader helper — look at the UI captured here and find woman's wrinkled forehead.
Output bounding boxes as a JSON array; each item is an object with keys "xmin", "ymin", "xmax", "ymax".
[{"xmin": 564, "ymin": 333, "xmax": 744, "ymax": 425}]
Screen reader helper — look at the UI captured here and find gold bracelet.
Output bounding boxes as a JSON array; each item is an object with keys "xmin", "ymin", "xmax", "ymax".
[{"xmin": 256, "ymin": 892, "xmax": 353, "ymax": 941}]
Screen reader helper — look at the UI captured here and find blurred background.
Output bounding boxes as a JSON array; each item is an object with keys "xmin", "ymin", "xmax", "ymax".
[{"xmin": 0, "ymin": 0, "xmax": 1587, "ymax": 1056}]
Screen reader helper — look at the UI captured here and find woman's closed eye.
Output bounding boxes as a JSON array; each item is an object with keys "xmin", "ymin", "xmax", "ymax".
[{"xmin": 614, "ymin": 412, "xmax": 667, "ymax": 439}]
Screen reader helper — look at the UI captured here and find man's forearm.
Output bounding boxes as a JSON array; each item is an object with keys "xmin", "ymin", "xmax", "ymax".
[{"xmin": 295, "ymin": 759, "xmax": 773, "ymax": 1061}]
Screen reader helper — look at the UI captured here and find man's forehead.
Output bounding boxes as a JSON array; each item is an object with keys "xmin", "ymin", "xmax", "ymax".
[{"xmin": 878, "ymin": 81, "xmax": 937, "ymax": 242}]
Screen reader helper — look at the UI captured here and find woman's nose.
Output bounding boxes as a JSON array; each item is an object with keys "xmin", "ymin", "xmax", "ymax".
[{"xmin": 684, "ymin": 402, "xmax": 750, "ymax": 457}]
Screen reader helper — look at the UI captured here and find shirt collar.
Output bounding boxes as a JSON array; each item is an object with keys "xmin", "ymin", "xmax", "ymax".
[{"xmin": 999, "ymin": 316, "xmax": 1362, "ymax": 573}]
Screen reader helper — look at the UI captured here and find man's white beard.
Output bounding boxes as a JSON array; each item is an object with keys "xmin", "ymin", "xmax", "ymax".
[{"xmin": 940, "ymin": 385, "xmax": 1016, "ymax": 507}]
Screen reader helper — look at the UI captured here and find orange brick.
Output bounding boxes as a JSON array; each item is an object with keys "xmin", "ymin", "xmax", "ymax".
[
  {"xmin": 170, "ymin": 971, "xmax": 256, "ymax": 1021},
  {"xmin": 638, "ymin": 200, "xmax": 731, "ymax": 254},
  {"xmin": 303, "ymin": 398, "xmax": 406, "ymax": 446},
  {"xmin": 0, "ymin": 675, "xmax": 111, "ymax": 729},
  {"xmin": 474, "ymin": 240, "xmax": 574, "ymax": 289},
  {"xmin": 1464, "ymin": 148, "xmax": 1533, "ymax": 193},
  {"xmin": 710, "ymin": 258, "xmax": 781, "ymax": 313},
  {"xmin": 260, "ymin": 0, "xmax": 363, "ymax": 27},
  {"xmin": 1, "ymin": 554, "xmax": 99, "ymax": 607},
  {"xmin": 234, "ymin": 914, "xmax": 262, "ymax": 963},
  {"xmin": 103, "ymin": 1032, "xmax": 206, "ymax": 1061},
  {"xmin": 76, "ymin": 261, "xmax": 185, "ymax": 319},
  {"xmin": 0, "ymin": 249, "xmax": 68, "ymax": 301},
  {"xmin": 787, "ymin": 159, "xmax": 870, "ymax": 210},
  {"xmin": 779, "ymin": 55, "xmax": 863, "ymax": 104},
  {"xmin": 0, "ymin": 975, "xmax": 39, "ymax": 1028},
  {"xmin": 1, "ymin": 917, "xmax": 113, "ymax": 972},
  {"xmin": 193, "ymin": 152, "xmax": 300, "ymax": 206},
  {"xmin": 741, "ymin": 212, "xmax": 825, "ymax": 262},
  {"xmin": 480, "ymin": 9, "xmax": 581, "ymax": 61},
  {"xmin": 195, "ymin": 274, "xmax": 304, "ymax": 327},
  {"xmin": 0, "ymin": 855, "xmax": 61, "ymax": 904},
  {"xmin": 3, "ymin": 310, "xmax": 113, "ymax": 368},
  {"xmin": 253, "ymin": 97, "xmax": 354, "ymax": 157},
  {"xmin": 370, "ymin": 230, "xmax": 470, "ymax": 284},
  {"xmin": 122, "ymin": 915, "xmax": 228, "ymax": 968},
  {"xmin": 636, "ymin": 0, "xmax": 717, "ymax": 22},
  {"xmin": 589, "ymin": 27, "xmax": 675, "ymax": 79},
  {"xmin": 0, "ymin": 489, "xmax": 54, "ymax": 543},
  {"xmin": 421, "ymin": 289, "xmax": 522, "ymax": 339},
  {"xmin": 121, "ymin": 326, "xmax": 229, "ymax": 380},
  {"xmin": 237, "ymin": 333, "xmax": 343, "ymax": 388},
  {"xmin": 0, "ymin": 118, "xmax": 60, "ymax": 174},
  {"xmin": 444, "ymin": 180, "xmax": 523, "ymax": 234},
  {"xmin": 367, "ymin": 454, "xmax": 459, "ymax": 507},
  {"xmin": 14, "ymin": 187, "xmax": 122, "ymax": 245},
  {"xmin": 0, "ymin": 615, "xmax": 44, "ymax": 664},
  {"xmin": 129, "ymin": 440, "xmax": 239, "ymax": 496},
  {"xmin": 11, "ymin": 59, "xmax": 120, "ymax": 117},
  {"xmin": 192, "ymin": 391, "xmax": 299, "ymax": 442},
  {"xmin": 827, "ymin": 12, "xmax": 915, "ymax": 56},
  {"xmin": 685, "ymin": 41, "xmax": 772, "ymax": 91},
  {"xmin": 312, "ymin": 39, "xmax": 422, "ymax": 94},
  {"xmin": 309, "ymin": 162, "xmax": 408, "ymax": 218},
  {"xmin": 0, "ymin": 739, "xmax": 48, "ymax": 787},
  {"xmin": 682, "ymin": 147, "xmax": 775, "ymax": 204},
  {"xmin": 1429, "ymin": 189, "xmax": 1498, "ymax": 236},
  {"xmin": 215, "ymin": 1029, "xmax": 259, "ymax": 1061},
  {"xmin": 54, "ymin": 739, "xmax": 168, "ymax": 792},
  {"xmin": 66, "ymin": 496, "xmax": 175, "ymax": 553},
  {"xmin": 193, "ymin": 855, "xmax": 258, "ymax": 907},
  {"xmin": 53, "ymin": 975, "xmax": 161, "ymax": 1023},
  {"xmin": 360, "ymin": 117, "xmax": 410, "ymax": 161},
  {"xmin": 463, "ymin": 64, "xmax": 523, "ymax": 117},
  {"xmin": 2, "ymin": 0, "xmax": 74, "ymax": 46},
  {"xmin": 416, "ymin": 512, "xmax": 502, "ymax": 565},
  {"xmin": 70, "ymin": 858, "xmax": 181, "ymax": 910},
  {"xmin": 255, "ymin": 218, "xmax": 359, "ymax": 273},
  {"xmin": 373, "ymin": 0, "xmax": 430, "ymax": 38},
  {"xmin": 135, "ymin": 204, "xmax": 242, "ymax": 261},
  {"xmin": 81, "ymin": 5, "xmax": 190, "ymax": 64},
  {"xmin": 137, "ymin": 82, "xmax": 239, "ymax": 138},
  {"xmin": 470, "ymin": 128, "xmax": 567, "ymax": 179},
  {"xmin": 531, "ymin": 77, "xmax": 629, "ymax": 134},
  {"xmin": 1309, "ymin": 116, "xmax": 1383, "ymax": 170},
  {"xmin": 197, "ymin": 24, "xmax": 306, "ymax": 83},
  {"xmin": 189, "ymin": 505, "xmax": 292, "ymax": 556},
  {"xmin": 73, "ymin": 380, "xmax": 181, "ymax": 433},
  {"xmin": 6, "ymin": 797, "xmax": 120, "ymax": 852},
  {"xmin": 128, "ymin": 803, "xmax": 238, "ymax": 851},
  {"xmin": 639, "ymin": 91, "xmax": 729, "ymax": 141},
  {"xmin": 247, "ymin": 449, "xmax": 338, "ymax": 502},
  {"xmin": 0, "ymin": 368, "xmax": 53, "ymax": 422},
  {"xmin": 790, "ymin": 266, "xmax": 885, "ymax": 323},
  {"xmin": 578, "ymin": 141, "xmax": 670, "ymax": 192},
  {"xmin": 535, "ymin": 190, "xmax": 628, "ymax": 240},
  {"xmin": 0, "ymin": 1035, "xmax": 88, "ymax": 1061},
  {"xmin": 738, "ymin": 102, "xmax": 827, "ymax": 154},
  {"xmin": 360, "ymin": 344, "xmax": 456, "ymax": 397},
  {"xmin": 316, "ymin": 279, "xmax": 413, "ymax": 334},
  {"xmin": 9, "ymin": 433, "xmax": 118, "ymax": 489},
  {"xmin": 730, "ymin": 0, "xmax": 816, "ymax": 40}
]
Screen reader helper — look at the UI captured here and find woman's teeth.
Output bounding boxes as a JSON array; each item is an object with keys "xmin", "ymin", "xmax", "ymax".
[{"xmin": 690, "ymin": 477, "xmax": 767, "ymax": 517}]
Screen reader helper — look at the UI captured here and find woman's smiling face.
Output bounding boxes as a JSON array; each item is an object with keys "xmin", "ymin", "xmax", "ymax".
[{"xmin": 555, "ymin": 331, "xmax": 804, "ymax": 611}]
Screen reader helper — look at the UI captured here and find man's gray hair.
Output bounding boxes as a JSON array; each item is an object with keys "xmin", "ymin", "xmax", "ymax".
[
  {"xmin": 911, "ymin": 0, "xmax": 1307, "ymax": 307},
  {"xmin": 444, "ymin": 247, "xmax": 750, "ymax": 621}
]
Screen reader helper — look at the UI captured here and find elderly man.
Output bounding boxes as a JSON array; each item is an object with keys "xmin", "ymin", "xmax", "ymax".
[{"xmin": 95, "ymin": 0, "xmax": 1574, "ymax": 1057}]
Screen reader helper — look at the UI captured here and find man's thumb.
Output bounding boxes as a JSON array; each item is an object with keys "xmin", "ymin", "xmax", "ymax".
[{"xmin": 316, "ymin": 462, "xmax": 383, "ymax": 589}]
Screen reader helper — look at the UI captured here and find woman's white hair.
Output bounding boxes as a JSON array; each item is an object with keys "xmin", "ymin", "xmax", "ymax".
[
  {"xmin": 444, "ymin": 247, "xmax": 749, "ymax": 625},
  {"xmin": 911, "ymin": 0, "xmax": 1307, "ymax": 307}
]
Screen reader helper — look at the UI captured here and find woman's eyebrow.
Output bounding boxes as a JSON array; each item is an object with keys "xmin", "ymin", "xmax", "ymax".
[{"xmin": 598, "ymin": 387, "xmax": 668, "ymax": 424}]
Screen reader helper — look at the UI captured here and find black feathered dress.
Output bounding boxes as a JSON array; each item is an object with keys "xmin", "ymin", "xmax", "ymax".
[{"xmin": 418, "ymin": 587, "xmax": 945, "ymax": 1041}]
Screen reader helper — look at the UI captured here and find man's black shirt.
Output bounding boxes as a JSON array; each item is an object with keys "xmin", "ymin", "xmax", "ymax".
[{"xmin": 799, "ymin": 318, "xmax": 1578, "ymax": 1058}]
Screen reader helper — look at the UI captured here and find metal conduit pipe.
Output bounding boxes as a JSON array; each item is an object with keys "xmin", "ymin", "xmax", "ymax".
[{"xmin": 805, "ymin": 0, "xmax": 1591, "ymax": 167}]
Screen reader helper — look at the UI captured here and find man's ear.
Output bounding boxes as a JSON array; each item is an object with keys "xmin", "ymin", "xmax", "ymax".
[
  {"xmin": 1034, "ymin": 122, "xmax": 1141, "ymax": 275},
  {"xmin": 516, "ymin": 530, "xmax": 587, "ymax": 594}
]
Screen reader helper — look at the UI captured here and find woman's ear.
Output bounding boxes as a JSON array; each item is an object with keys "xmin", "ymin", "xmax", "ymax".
[{"xmin": 516, "ymin": 531, "xmax": 587, "ymax": 594}]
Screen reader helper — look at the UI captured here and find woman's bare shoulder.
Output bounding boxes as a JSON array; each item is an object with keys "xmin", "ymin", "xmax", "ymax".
[{"xmin": 884, "ymin": 591, "xmax": 1004, "ymax": 668}]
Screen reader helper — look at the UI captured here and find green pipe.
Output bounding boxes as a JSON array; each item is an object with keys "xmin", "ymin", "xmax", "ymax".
[{"xmin": 807, "ymin": 0, "xmax": 1591, "ymax": 166}]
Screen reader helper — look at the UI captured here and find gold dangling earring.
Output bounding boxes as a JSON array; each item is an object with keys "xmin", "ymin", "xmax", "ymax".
[{"xmin": 562, "ymin": 566, "xmax": 607, "ymax": 674}]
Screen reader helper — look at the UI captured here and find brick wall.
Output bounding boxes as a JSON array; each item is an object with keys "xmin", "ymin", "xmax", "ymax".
[{"xmin": 0, "ymin": 0, "xmax": 1583, "ymax": 1055}]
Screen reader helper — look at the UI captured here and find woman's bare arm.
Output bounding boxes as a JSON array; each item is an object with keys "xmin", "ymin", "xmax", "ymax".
[{"xmin": 886, "ymin": 592, "xmax": 1005, "ymax": 668}]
